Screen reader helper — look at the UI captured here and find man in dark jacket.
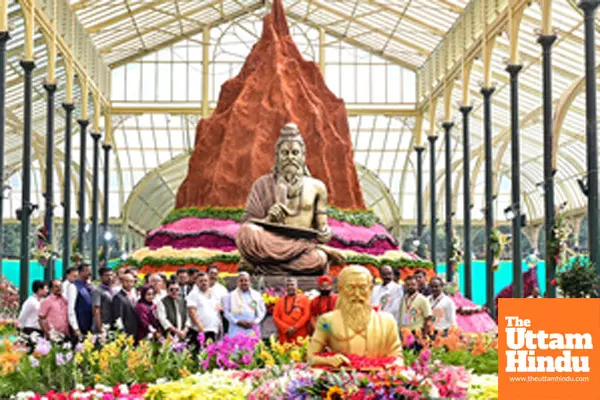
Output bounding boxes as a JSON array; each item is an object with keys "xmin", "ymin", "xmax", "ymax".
[
  {"xmin": 157, "ymin": 281, "xmax": 187, "ymax": 340},
  {"xmin": 68, "ymin": 264, "xmax": 93, "ymax": 339},
  {"xmin": 111, "ymin": 272, "xmax": 138, "ymax": 338}
]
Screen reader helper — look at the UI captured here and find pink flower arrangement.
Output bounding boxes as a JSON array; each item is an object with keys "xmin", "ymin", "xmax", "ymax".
[{"xmin": 199, "ymin": 329, "xmax": 261, "ymax": 371}]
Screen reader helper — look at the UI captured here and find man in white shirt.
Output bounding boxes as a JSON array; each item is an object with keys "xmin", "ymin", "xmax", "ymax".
[
  {"xmin": 371, "ymin": 265, "xmax": 403, "ymax": 324},
  {"xmin": 18, "ymin": 280, "xmax": 48, "ymax": 351},
  {"xmin": 61, "ymin": 267, "xmax": 78, "ymax": 298},
  {"xmin": 186, "ymin": 272, "xmax": 221, "ymax": 351},
  {"xmin": 207, "ymin": 264, "xmax": 229, "ymax": 334},
  {"xmin": 223, "ymin": 272, "xmax": 266, "ymax": 337},
  {"xmin": 427, "ymin": 277, "xmax": 456, "ymax": 337},
  {"xmin": 157, "ymin": 281, "xmax": 187, "ymax": 340}
]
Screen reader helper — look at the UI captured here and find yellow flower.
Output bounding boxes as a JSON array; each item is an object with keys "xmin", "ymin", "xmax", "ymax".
[
  {"xmin": 74, "ymin": 353, "xmax": 83, "ymax": 364},
  {"xmin": 82, "ymin": 337, "xmax": 94, "ymax": 353},
  {"xmin": 94, "ymin": 374, "xmax": 102, "ymax": 383},
  {"xmin": 326, "ymin": 386, "xmax": 344, "ymax": 400},
  {"xmin": 179, "ymin": 367, "xmax": 191, "ymax": 377},
  {"xmin": 290, "ymin": 350, "xmax": 301, "ymax": 362}
]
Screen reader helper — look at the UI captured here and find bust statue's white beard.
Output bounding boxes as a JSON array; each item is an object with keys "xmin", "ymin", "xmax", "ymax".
[{"xmin": 337, "ymin": 296, "xmax": 372, "ymax": 334}]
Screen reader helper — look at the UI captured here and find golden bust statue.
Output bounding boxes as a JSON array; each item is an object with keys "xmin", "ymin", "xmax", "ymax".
[
  {"xmin": 307, "ymin": 265, "xmax": 404, "ymax": 368},
  {"xmin": 236, "ymin": 123, "xmax": 342, "ymax": 275}
]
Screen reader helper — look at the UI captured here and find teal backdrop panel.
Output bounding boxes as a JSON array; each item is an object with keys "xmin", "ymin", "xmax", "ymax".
[
  {"xmin": 2, "ymin": 259, "xmax": 120, "ymax": 296},
  {"xmin": 436, "ymin": 260, "xmax": 545, "ymax": 305},
  {"xmin": 2, "ymin": 259, "xmax": 543, "ymax": 303}
]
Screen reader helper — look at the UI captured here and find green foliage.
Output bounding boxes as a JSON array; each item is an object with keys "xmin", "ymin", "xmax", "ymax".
[
  {"xmin": 161, "ymin": 206, "xmax": 382, "ymax": 228},
  {"xmin": 162, "ymin": 207, "xmax": 246, "ymax": 225},
  {"xmin": 556, "ymin": 256, "xmax": 599, "ymax": 298},
  {"xmin": 401, "ymin": 347, "xmax": 498, "ymax": 375},
  {"xmin": 326, "ymin": 206, "xmax": 382, "ymax": 227},
  {"xmin": 117, "ymin": 253, "xmax": 433, "ymax": 271},
  {"xmin": 344, "ymin": 254, "xmax": 434, "ymax": 270}
]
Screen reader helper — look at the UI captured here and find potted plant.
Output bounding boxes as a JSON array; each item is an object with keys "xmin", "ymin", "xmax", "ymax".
[{"xmin": 553, "ymin": 257, "xmax": 599, "ymax": 298}]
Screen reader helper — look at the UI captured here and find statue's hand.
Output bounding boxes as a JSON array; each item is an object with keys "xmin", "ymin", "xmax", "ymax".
[
  {"xmin": 316, "ymin": 226, "xmax": 332, "ymax": 243},
  {"xmin": 328, "ymin": 354, "xmax": 351, "ymax": 368},
  {"xmin": 267, "ymin": 203, "xmax": 288, "ymax": 223}
]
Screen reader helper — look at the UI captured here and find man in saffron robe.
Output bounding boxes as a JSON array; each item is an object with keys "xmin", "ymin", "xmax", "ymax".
[
  {"xmin": 273, "ymin": 278, "xmax": 311, "ymax": 344},
  {"xmin": 309, "ymin": 275, "xmax": 338, "ymax": 332}
]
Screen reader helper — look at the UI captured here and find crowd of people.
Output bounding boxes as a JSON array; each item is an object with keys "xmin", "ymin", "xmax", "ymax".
[
  {"xmin": 17, "ymin": 264, "xmax": 456, "ymax": 352},
  {"xmin": 270, "ymin": 267, "xmax": 458, "ymax": 348}
]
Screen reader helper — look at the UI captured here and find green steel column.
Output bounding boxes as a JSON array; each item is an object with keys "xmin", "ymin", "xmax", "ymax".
[
  {"xmin": 579, "ymin": 0, "xmax": 599, "ymax": 270},
  {"xmin": 62, "ymin": 103, "xmax": 75, "ymax": 274},
  {"xmin": 77, "ymin": 119, "xmax": 89, "ymax": 260},
  {"xmin": 460, "ymin": 105, "xmax": 473, "ymax": 300},
  {"xmin": 538, "ymin": 34, "xmax": 557, "ymax": 297},
  {"xmin": 43, "ymin": 82, "xmax": 57, "ymax": 281},
  {"xmin": 0, "ymin": 31, "xmax": 9, "ymax": 278},
  {"xmin": 507, "ymin": 64, "xmax": 523, "ymax": 299},
  {"xmin": 428, "ymin": 135, "xmax": 438, "ymax": 269},
  {"xmin": 102, "ymin": 143, "xmax": 111, "ymax": 266},
  {"xmin": 415, "ymin": 146, "xmax": 425, "ymax": 258},
  {"xmin": 19, "ymin": 60, "xmax": 35, "ymax": 303},
  {"xmin": 442, "ymin": 122, "xmax": 454, "ymax": 282},
  {"xmin": 481, "ymin": 86, "xmax": 495, "ymax": 316},
  {"xmin": 91, "ymin": 132, "xmax": 100, "ymax": 279}
]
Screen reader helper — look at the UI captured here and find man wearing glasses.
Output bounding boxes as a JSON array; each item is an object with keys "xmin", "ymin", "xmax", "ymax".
[{"xmin": 156, "ymin": 281, "xmax": 187, "ymax": 340}]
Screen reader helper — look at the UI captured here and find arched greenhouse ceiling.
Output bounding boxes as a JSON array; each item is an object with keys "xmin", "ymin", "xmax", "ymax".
[{"xmin": 2, "ymin": 0, "xmax": 599, "ymax": 233}]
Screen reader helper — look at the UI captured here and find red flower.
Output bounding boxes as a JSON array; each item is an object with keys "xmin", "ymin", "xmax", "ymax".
[{"xmin": 551, "ymin": 279, "xmax": 557, "ymax": 286}]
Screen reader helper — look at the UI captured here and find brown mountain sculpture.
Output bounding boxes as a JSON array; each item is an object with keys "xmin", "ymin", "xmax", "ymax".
[{"xmin": 175, "ymin": 0, "xmax": 366, "ymax": 211}]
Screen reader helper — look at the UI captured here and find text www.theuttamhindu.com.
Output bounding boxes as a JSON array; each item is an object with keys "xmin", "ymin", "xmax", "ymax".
[{"xmin": 509, "ymin": 376, "xmax": 590, "ymax": 383}]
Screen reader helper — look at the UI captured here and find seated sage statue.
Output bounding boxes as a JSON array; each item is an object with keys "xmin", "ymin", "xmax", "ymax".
[
  {"xmin": 236, "ymin": 123, "xmax": 342, "ymax": 275},
  {"xmin": 307, "ymin": 265, "xmax": 404, "ymax": 368}
]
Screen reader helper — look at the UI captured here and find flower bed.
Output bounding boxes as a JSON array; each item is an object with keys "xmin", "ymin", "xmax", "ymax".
[{"xmin": 1, "ymin": 327, "xmax": 498, "ymax": 398}]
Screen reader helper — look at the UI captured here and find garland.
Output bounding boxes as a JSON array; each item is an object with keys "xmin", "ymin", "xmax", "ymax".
[
  {"xmin": 33, "ymin": 225, "xmax": 56, "ymax": 268},
  {"xmin": 117, "ymin": 253, "xmax": 433, "ymax": 270},
  {"xmin": 161, "ymin": 206, "xmax": 382, "ymax": 228},
  {"xmin": 547, "ymin": 212, "xmax": 576, "ymax": 268},
  {"xmin": 488, "ymin": 227, "xmax": 510, "ymax": 272}
]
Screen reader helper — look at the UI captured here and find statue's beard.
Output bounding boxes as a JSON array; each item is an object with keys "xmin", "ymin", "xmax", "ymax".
[
  {"xmin": 280, "ymin": 161, "xmax": 303, "ymax": 181},
  {"xmin": 276, "ymin": 160, "xmax": 306, "ymax": 198},
  {"xmin": 338, "ymin": 297, "xmax": 371, "ymax": 333}
]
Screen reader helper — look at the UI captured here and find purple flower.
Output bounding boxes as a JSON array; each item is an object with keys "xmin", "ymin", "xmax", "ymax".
[
  {"xmin": 419, "ymin": 349, "xmax": 431, "ymax": 363},
  {"xmin": 241, "ymin": 353, "xmax": 253, "ymax": 365},
  {"xmin": 28, "ymin": 355, "xmax": 40, "ymax": 368},
  {"xmin": 75, "ymin": 343, "xmax": 84, "ymax": 353},
  {"xmin": 34, "ymin": 338, "xmax": 51, "ymax": 356},
  {"xmin": 404, "ymin": 333, "xmax": 415, "ymax": 348},
  {"xmin": 56, "ymin": 353, "xmax": 65, "ymax": 366},
  {"xmin": 64, "ymin": 352, "xmax": 73, "ymax": 363},
  {"xmin": 197, "ymin": 331, "xmax": 206, "ymax": 347}
]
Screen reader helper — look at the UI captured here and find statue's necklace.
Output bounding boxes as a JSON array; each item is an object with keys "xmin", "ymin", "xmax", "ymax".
[{"xmin": 284, "ymin": 295, "xmax": 297, "ymax": 315}]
